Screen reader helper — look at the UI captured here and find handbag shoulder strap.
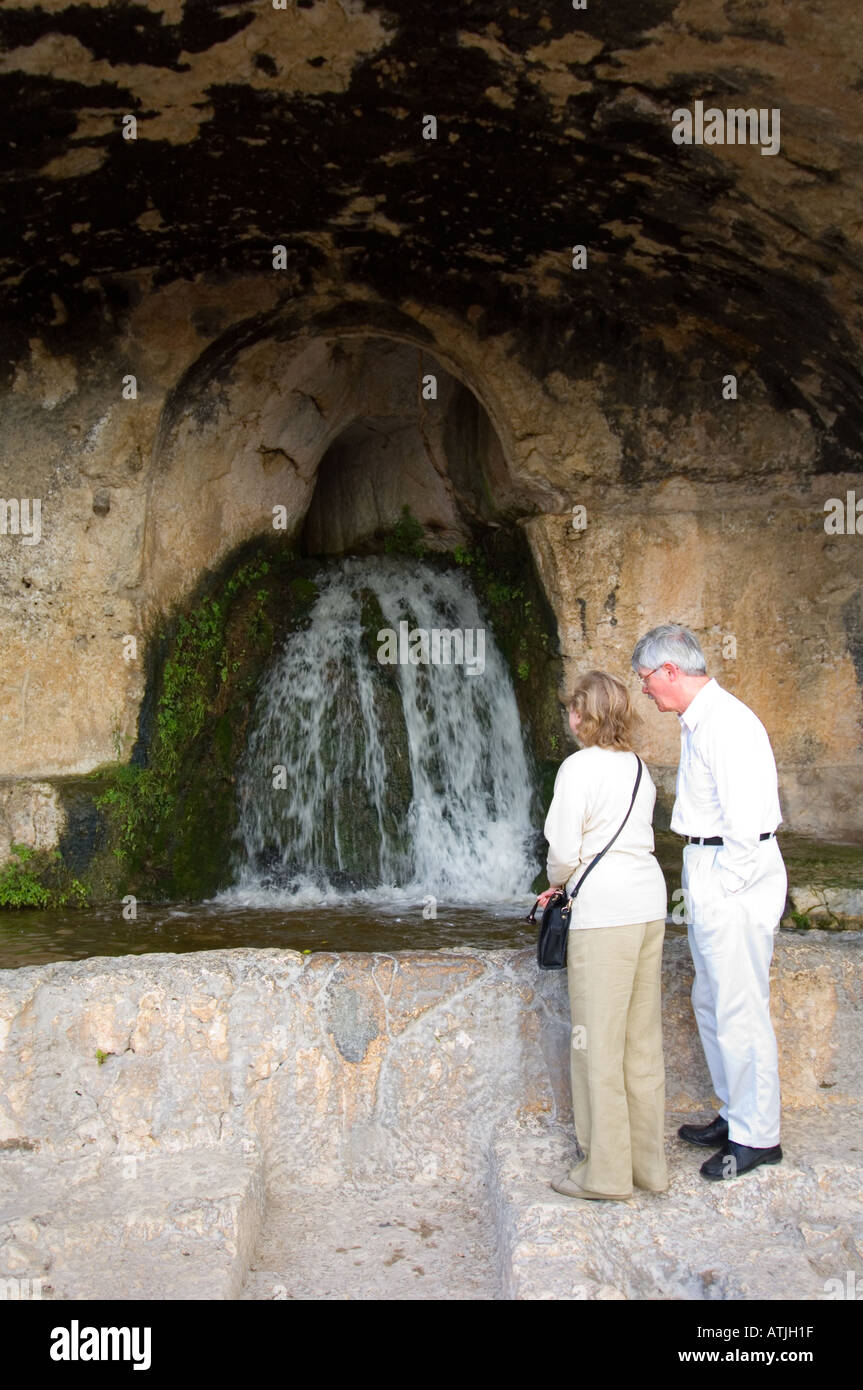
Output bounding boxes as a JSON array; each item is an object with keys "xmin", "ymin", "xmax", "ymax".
[{"xmin": 568, "ymin": 753, "xmax": 643, "ymax": 901}]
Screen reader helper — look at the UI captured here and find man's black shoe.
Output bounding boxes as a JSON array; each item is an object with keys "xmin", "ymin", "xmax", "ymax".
[
  {"xmin": 677, "ymin": 1114, "xmax": 729, "ymax": 1148},
  {"xmin": 700, "ymin": 1140, "xmax": 783, "ymax": 1181}
]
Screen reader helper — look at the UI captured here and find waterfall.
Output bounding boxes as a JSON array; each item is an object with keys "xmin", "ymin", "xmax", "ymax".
[{"xmin": 227, "ymin": 556, "xmax": 538, "ymax": 904}]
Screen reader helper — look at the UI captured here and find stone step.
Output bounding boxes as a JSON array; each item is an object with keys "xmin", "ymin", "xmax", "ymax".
[
  {"xmin": 4, "ymin": 1112, "xmax": 860, "ymax": 1301},
  {"xmin": 238, "ymin": 1180, "xmax": 501, "ymax": 1300},
  {"xmin": 0, "ymin": 1148, "xmax": 264, "ymax": 1301},
  {"xmin": 488, "ymin": 1109, "xmax": 863, "ymax": 1300}
]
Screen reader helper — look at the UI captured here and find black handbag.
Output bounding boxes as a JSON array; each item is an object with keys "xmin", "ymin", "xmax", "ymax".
[{"xmin": 528, "ymin": 755, "xmax": 643, "ymax": 970}]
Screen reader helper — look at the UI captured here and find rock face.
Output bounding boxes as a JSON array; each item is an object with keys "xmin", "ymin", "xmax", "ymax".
[
  {"xmin": 3, "ymin": 934, "xmax": 859, "ymax": 1179},
  {"xmin": 0, "ymin": 2, "xmax": 862, "ymax": 849},
  {"xmin": 0, "ymin": 936, "xmax": 860, "ymax": 1299}
]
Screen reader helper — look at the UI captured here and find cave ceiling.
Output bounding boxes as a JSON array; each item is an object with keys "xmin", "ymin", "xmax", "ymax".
[{"xmin": 1, "ymin": 0, "xmax": 862, "ymax": 471}]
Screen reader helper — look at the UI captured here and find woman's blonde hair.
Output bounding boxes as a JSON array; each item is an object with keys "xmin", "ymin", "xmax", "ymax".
[{"xmin": 569, "ymin": 669, "xmax": 641, "ymax": 751}]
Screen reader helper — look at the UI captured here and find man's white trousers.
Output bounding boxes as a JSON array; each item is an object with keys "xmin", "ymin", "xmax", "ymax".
[{"xmin": 682, "ymin": 838, "xmax": 787, "ymax": 1148}]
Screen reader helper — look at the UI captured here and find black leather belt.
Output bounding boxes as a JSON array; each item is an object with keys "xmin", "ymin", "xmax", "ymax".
[{"xmin": 686, "ymin": 833, "xmax": 774, "ymax": 845}]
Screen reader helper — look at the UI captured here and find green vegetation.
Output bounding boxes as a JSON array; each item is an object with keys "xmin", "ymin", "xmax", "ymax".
[
  {"xmin": 0, "ymin": 539, "xmax": 383, "ymax": 906},
  {"xmin": 453, "ymin": 545, "xmax": 523, "ymax": 604},
  {"xmin": 157, "ymin": 557, "xmax": 274, "ymax": 777},
  {"xmin": 383, "ymin": 506, "xmax": 426, "ymax": 558},
  {"xmin": 95, "ymin": 556, "xmax": 275, "ymax": 873},
  {"xmin": 788, "ymin": 910, "xmax": 812, "ymax": 930},
  {"xmin": 452, "ymin": 536, "xmax": 561, "ymax": 763},
  {"xmin": 452, "ymin": 531, "xmax": 564, "ymax": 899},
  {"xmin": 289, "ymin": 576, "xmax": 319, "ymax": 605},
  {"xmin": 784, "ymin": 891, "xmax": 840, "ymax": 931},
  {"xmin": 88, "ymin": 544, "xmax": 311, "ymax": 900},
  {"xmin": 0, "ymin": 843, "xmax": 90, "ymax": 910},
  {"xmin": 0, "ymin": 844, "xmax": 52, "ymax": 908}
]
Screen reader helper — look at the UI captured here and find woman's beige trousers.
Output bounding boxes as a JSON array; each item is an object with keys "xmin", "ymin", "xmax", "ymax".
[{"xmin": 566, "ymin": 917, "xmax": 668, "ymax": 1196}]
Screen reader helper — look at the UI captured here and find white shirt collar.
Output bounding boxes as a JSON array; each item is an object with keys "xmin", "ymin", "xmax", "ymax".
[{"xmin": 678, "ymin": 677, "xmax": 719, "ymax": 732}]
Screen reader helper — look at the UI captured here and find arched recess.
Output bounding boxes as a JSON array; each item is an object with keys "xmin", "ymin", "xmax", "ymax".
[
  {"xmin": 101, "ymin": 314, "xmax": 565, "ymax": 900},
  {"xmin": 141, "ymin": 318, "xmax": 548, "ymax": 624}
]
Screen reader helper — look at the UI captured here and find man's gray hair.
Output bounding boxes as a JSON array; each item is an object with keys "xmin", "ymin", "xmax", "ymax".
[{"xmin": 631, "ymin": 624, "xmax": 707, "ymax": 676}]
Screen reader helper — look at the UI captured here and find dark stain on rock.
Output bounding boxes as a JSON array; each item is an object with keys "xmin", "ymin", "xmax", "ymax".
[
  {"xmin": 327, "ymin": 984, "xmax": 380, "ymax": 1064},
  {"xmin": 302, "ymin": 300, "xmax": 436, "ymax": 345},
  {"xmin": 0, "ymin": 1, "xmax": 860, "ymax": 472},
  {"xmin": 0, "ymin": 4, "xmax": 182, "ymax": 69},
  {"xmin": 842, "ymin": 591, "xmax": 863, "ymax": 692}
]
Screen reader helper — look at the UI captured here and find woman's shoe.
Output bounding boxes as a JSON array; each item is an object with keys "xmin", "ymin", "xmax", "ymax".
[{"xmin": 551, "ymin": 1176, "xmax": 633, "ymax": 1201}]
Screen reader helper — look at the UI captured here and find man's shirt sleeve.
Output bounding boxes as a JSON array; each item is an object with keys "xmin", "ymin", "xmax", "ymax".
[{"xmin": 544, "ymin": 758, "xmax": 589, "ymax": 886}]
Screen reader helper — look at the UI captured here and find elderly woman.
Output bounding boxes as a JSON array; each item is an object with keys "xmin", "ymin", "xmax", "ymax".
[{"xmin": 536, "ymin": 670, "xmax": 668, "ymax": 1202}]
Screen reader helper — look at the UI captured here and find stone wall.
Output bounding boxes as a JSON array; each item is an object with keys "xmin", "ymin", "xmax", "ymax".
[
  {"xmin": 2, "ymin": 300, "xmax": 863, "ymax": 852},
  {"xmin": 2, "ymin": 0, "xmax": 863, "ymax": 850},
  {"xmin": 0, "ymin": 936, "xmax": 859, "ymax": 1187}
]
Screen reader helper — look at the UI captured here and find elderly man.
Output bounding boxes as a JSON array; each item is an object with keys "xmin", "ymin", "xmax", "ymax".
[{"xmin": 631, "ymin": 624, "xmax": 787, "ymax": 1181}]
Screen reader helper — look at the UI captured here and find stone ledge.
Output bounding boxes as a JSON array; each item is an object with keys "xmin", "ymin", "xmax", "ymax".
[
  {"xmin": 0, "ymin": 1148, "xmax": 264, "ymax": 1301},
  {"xmin": 0, "ymin": 939, "xmax": 860, "ymax": 1298},
  {"xmin": 489, "ymin": 1109, "xmax": 863, "ymax": 1301},
  {"xmin": 0, "ymin": 937, "xmax": 860, "ymax": 1177}
]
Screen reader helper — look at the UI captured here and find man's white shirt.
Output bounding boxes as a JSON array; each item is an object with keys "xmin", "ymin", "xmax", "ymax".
[{"xmin": 670, "ymin": 677, "xmax": 782, "ymax": 893}]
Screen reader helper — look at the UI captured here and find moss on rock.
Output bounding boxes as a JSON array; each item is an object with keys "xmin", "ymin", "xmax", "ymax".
[{"xmin": 82, "ymin": 538, "xmax": 322, "ymax": 901}]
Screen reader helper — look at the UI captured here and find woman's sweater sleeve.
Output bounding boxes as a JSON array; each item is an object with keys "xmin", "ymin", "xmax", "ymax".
[{"xmin": 544, "ymin": 757, "xmax": 588, "ymax": 886}]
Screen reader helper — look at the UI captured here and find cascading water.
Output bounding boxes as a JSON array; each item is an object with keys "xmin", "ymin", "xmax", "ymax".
[{"xmin": 227, "ymin": 556, "xmax": 539, "ymax": 904}]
